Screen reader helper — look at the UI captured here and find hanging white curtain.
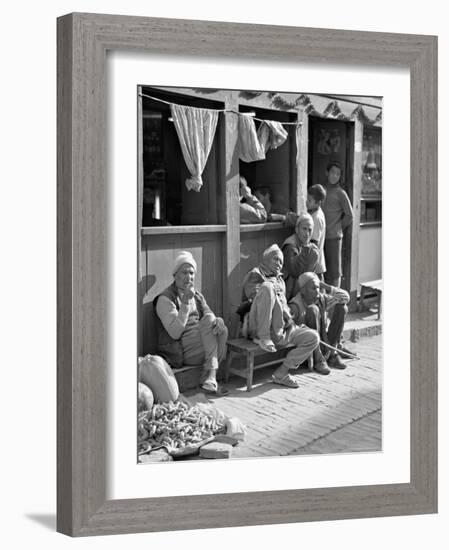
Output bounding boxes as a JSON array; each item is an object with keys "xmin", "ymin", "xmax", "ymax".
[
  {"xmin": 170, "ymin": 103, "xmax": 219, "ymax": 192},
  {"xmin": 238, "ymin": 115, "xmax": 266, "ymax": 162}
]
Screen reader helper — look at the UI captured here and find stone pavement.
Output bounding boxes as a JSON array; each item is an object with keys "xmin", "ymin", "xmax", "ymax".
[
  {"xmin": 184, "ymin": 334, "xmax": 382, "ymax": 459},
  {"xmin": 292, "ymin": 410, "xmax": 381, "ymax": 455}
]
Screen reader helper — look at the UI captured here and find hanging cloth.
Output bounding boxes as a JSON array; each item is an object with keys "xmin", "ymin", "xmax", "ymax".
[
  {"xmin": 238, "ymin": 115, "xmax": 266, "ymax": 162},
  {"xmin": 257, "ymin": 120, "xmax": 288, "ymax": 153},
  {"xmin": 170, "ymin": 103, "xmax": 219, "ymax": 192}
]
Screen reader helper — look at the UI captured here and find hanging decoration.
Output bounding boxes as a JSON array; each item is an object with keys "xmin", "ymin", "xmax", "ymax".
[
  {"xmin": 323, "ymin": 101, "xmax": 347, "ymax": 120},
  {"xmin": 266, "ymin": 92, "xmax": 381, "ymax": 125}
]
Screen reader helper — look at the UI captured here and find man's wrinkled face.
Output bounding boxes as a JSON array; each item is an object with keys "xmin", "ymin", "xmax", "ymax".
[
  {"xmin": 265, "ymin": 251, "xmax": 283, "ymax": 275},
  {"xmin": 296, "ymin": 219, "xmax": 313, "ymax": 245},
  {"xmin": 174, "ymin": 264, "xmax": 195, "ymax": 291},
  {"xmin": 302, "ymin": 278, "xmax": 320, "ymax": 303}
]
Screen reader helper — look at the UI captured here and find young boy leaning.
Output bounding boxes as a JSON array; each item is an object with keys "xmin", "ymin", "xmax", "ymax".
[{"xmin": 322, "ymin": 161, "xmax": 353, "ymax": 288}]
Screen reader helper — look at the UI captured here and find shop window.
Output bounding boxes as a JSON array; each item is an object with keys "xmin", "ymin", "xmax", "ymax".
[
  {"xmin": 360, "ymin": 125, "xmax": 382, "ymax": 225},
  {"xmin": 360, "ymin": 198, "xmax": 382, "ymax": 224},
  {"xmin": 239, "ymin": 106, "xmax": 297, "ymax": 225},
  {"xmin": 141, "ymin": 88, "xmax": 223, "ymax": 227}
]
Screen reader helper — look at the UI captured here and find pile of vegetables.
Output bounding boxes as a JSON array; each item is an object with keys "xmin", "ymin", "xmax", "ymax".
[{"xmin": 138, "ymin": 400, "xmax": 226, "ymax": 457}]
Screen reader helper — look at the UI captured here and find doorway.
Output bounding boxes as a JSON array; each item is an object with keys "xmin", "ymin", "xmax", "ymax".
[{"xmin": 308, "ymin": 117, "xmax": 355, "ymax": 291}]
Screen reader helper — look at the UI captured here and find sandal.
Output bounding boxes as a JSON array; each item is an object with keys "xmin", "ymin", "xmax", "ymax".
[
  {"xmin": 254, "ymin": 338, "xmax": 277, "ymax": 353},
  {"xmin": 200, "ymin": 380, "xmax": 230, "ymax": 396},
  {"xmin": 272, "ymin": 373, "xmax": 300, "ymax": 388}
]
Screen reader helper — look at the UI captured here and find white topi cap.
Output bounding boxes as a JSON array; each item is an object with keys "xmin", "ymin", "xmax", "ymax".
[
  {"xmin": 173, "ymin": 251, "xmax": 197, "ymax": 275},
  {"xmin": 262, "ymin": 243, "xmax": 283, "ymax": 261}
]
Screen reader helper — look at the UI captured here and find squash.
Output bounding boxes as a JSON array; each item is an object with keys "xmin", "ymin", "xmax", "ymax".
[
  {"xmin": 138, "ymin": 382, "xmax": 154, "ymax": 412},
  {"xmin": 138, "ymin": 354, "xmax": 179, "ymax": 403}
]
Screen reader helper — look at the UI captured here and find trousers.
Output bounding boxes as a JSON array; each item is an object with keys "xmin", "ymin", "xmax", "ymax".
[
  {"xmin": 304, "ymin": 302, "xmax": 348, "ymax": 359},
  {"xmin": 324, "ymin": 237, "xmax": 342, "ymax": 287},
  {"xmin": 181, "ymin": 313, "xmax": 228, "ymax": 370},
  {"xmin": 248, "ymin": 283, "xmax": 319, "ymax": 370}
]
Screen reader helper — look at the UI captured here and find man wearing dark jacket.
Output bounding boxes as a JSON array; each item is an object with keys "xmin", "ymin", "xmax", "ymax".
[{"xmin": 281, "ymin": 212, "xmax": 319, "ymax": 300}]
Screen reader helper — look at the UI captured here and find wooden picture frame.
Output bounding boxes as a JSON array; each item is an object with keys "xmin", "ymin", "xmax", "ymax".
[{"xmin": 57, "ymin": 13, "xmax": 437, "ymax": 536}]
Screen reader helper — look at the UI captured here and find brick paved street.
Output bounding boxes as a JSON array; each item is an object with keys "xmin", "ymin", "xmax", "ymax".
[
  {"xmin": 185, "ymin": 334, "xmax": 382, "ymax": 459},
  {"xmin": 290, "ymin": 410, "xmax": 382, "ymax": 455}
]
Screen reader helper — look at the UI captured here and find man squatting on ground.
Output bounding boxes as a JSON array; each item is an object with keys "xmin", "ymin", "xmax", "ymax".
[
  {"xmin": 154, "ymin": 251, "xmax": 229, "ymax": 395},
  {"xmin": 289, "ymin": 271, "xmax": 350, "ymax": 373},
  {"xmin": 239, "ymin": 244, "xmax": 320, "ymax": 388}
]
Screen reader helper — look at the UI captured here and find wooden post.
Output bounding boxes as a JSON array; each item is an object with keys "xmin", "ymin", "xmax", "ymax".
[
  {"xmin": 137, "ymin": 86, "xmax": 144, "ymax": 355},
  {"xmin": 296, "ymin": 108, "xmax": 308, "ymax": 213},
  {"xmin": 223, "ymin": 92, "xmax": 241, "ymax": 336},
  {"xmin": 349, "ymin": 118, "xmax": 363, "ymax": 310}
]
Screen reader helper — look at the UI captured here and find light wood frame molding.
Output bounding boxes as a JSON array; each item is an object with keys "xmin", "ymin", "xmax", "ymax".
[{"xmin": 57, "ymin": 12, "xmax": 437, "ymax": 536}]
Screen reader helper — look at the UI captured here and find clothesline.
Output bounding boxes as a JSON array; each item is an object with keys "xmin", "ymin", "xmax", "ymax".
[{"xmin": 139, "ymin": 92, "xmax": 303, "ymax": 126}]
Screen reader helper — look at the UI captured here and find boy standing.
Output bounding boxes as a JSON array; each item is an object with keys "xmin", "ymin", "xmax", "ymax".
[
  {"xmin": 307, "ymin": 184, "xmax": 327, "ymax": 280},
  {"xmin": 322, "ymin": 161, "xmax": 353, "ymax": 287}
]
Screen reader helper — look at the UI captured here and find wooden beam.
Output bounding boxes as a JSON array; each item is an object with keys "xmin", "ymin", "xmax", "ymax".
[
  {"xmin": 137, "ymin": 86, "xmax": 144, "ymax": 355},
  {"xmin": 223, "ymin": 92, "xmax": 241, "ymax": 335},
  {"xmin": 349, "ymin": 119, "xmax": 363, "ymax": 309},
  {"xmin": 296, "ymin": 108, "xmax": 308, "ymax": 213}
]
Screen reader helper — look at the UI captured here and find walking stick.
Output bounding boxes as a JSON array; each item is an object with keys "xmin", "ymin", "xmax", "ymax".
[{"xmin": 319, "ymin": 339, "xmax": 360, "ymax": 360}]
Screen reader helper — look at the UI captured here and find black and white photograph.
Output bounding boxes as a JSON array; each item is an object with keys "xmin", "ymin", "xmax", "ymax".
[
  {"xmin": 3, "ymin": 0, "xmax": 443, "ymax": 546},
  {"xmin": 137, "ymin": 85, "xmax": 383, "ymax": 462}
]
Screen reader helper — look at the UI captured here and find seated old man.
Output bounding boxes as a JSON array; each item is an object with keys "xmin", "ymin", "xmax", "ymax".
[
  {"xmin": 288, "ymin": 272, "xmax": 350, "ymax": 374},
  {"xmin": 281, "ymin": 212, "xmax": 320, "ymax": 300},
  {"xmin": 154, "ymin": 251, "xmax": 229, "ymax": 395},
  {"xmin": 239, "ymin": 244, "xmax": 319, "ymax": 388}
]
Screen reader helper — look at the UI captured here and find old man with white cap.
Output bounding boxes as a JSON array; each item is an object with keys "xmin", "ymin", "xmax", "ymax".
[
  {"xmin": 154, "ymin": 251, "xmax": 229, "ymax": 395},
  {"xmin": 289, "ymin": 271, "xmax": 350, "ymax": 372},
  {"xmin": 239, "ymin": 244, "xmax": 319, "ymax": 388},
  {"xmin": 281, "ymin": 212, "xmax": 320, "ymax": 300}
]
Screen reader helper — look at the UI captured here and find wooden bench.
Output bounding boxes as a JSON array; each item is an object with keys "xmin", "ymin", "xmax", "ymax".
[
  {"xmin": 224, "ymin": 338, "xmax": 313, "ymax": 392},
  {"xmin": 359, "ymin": 279, "xmax": 383, "ymax": 320}
]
